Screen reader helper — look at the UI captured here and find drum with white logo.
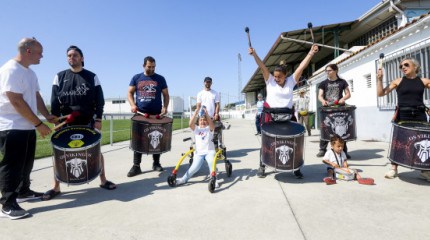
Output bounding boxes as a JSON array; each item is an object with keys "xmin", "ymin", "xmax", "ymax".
[
  {"xmin": 130, "ymin": 115, "xmax": 173, "ymax": 154},
  {"xmin": 389, "ymin": 121, "xmax": 430, "ymax": 170},
  {"xmin": 261, "ymin": 121, "xmax": 305, "ymax": 171},
  {"xmin": 319, "ymin": 105, "xmax": 356, "ymax": 141},
  {"xmin": 51, "ymin": 126, "xmax": 102, "ymax": 184}
]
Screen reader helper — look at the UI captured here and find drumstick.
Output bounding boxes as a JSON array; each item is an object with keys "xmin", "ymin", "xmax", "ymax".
[
  {"xmin": 53, "ymin": 114, "xmax": 70, "ymax": 122},
  {"xmin": 52, "ymin": 114, "xmax": 76, "ymax": 131},
  {"xmin": 133, "ymin": 109, "xmax": 149, "ymax": 118},
  {"xmin": 308, "ymin": 22, "xmax": 315, "ymax": 43},
  {"xmin": 245, "ymin": 27, "xmax": 252, "ymax": 47},
  {"xmin": 379, "ymin": 53, "xmax": 384, "ymax": 70}
]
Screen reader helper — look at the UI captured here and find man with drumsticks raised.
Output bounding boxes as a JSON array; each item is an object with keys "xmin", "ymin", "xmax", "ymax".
[
  {"xmin": 127, "ymin": 56, "xmax": 169, "ymax": 177},
  {"xmin": 0, "ymin": 38, "xmax": 55, "ymax": 219},
  {"xmin": 42, "ymin": 45, "xmax": 116, "ymax": 201}
]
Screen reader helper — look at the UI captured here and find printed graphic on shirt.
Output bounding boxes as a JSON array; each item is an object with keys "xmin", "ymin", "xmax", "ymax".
[
  {"xmin": 198, "ymin": 130, "xmax": 209, "ymax": 140},
  {"xmin": 138, "ymin": 80, "xmax": 158, "ymax": 102},
  {"xmin": 60, "ymin": 83, "xmax": 90, "ymax": 97},
  {"xmin": 326, "ymin": 82, "xmax": 341, "ymax": 104}
]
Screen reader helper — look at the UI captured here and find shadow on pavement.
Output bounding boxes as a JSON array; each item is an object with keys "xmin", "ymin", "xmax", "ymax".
[{"xmin": 347, "ymin": 149, "xmax": 385, "ymax": 161}]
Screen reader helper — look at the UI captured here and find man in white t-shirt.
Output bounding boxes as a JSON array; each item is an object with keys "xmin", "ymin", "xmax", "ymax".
[
  {"xmin": 196, "ymin": 77, "xmax": 220, "ymax": 120},
  {"xmin": 0, "ymin": 38, "xmax": 55, "ymax": 220}
]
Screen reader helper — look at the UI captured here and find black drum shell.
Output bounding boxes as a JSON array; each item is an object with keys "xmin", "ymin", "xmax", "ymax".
[
  {"xmin": 51, "ymin": 126, "xmax": 102, "ymax": 184},
  {"xmin": 319, "ymin": 105, "xmax": 357, "ymax": 141},
  {"xmin": 389, "ymin": 121, "xmax": 430, "ymax": 170},
  {"xmin": 261, "ymin": 121, "xmax": 305, "ymax": 171},
  {"xmin": 130, "ymin": 115, "xmax": 173, "ymax": 154}
]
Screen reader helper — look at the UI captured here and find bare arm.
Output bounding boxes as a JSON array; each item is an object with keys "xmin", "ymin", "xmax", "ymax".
[
  {"xmin": 318, "ymin": 89, "xmax": 328, "ymax": 106},
  {"xmin": 205, "ymin": 108, "xmax": 215, "ymax": 131},
  {"xmin": 422, "ymin": 78, "xmax": 430, "ymax": 89},
  {"xmin": 6, "ymin": 91, "xmax": 51, "ymax": 138},
  {"xmin": 189, "ymin": 109, "xmax": 198, "ymax": 131},
  {"xmin": 36, "ymin": 92, "xmax": 56, "ymax": 123},
  {"xmin": 127, "ymin": 86, "xmax": 137, "ymax": 112},
  {"xmin": 339, "ymin": 87, "xmax": 351, "ymax": 104},
  {"xmin": 293, "ymin": 44, "xmax": 319, "ymax": 82},
  {"xmin": 248, "ymin": 47, "xmax": 270, "ymax": 82},
  {"xmin": 376, "ymin": 69, "xmax": 398, "ymax": 96},
  {"xmin": 162, "ymin": 88, "xmax": 169, "ymax": 114},
  {"xmin": 214, "ymin": 102, "xmax": 220, "ymax": 120}
]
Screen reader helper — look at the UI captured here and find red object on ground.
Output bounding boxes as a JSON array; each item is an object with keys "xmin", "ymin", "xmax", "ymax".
[
  {"xmin": 155, "ymin": 115, "xmax": 160, "ymax": 119},
  {"xmin": 358, "ymin": 178, "xmax": 374, "ymax": 185},
  {"xmin": 144, "ymin": 113, "xmax": 149, "ymax": 118},
  {"xmin": 334, "ymin": 100, "xmax": 339, "ymax": 104},
  {"xmin": 323, "ymin": 177, "xmax": 336, "ymax": 185}
]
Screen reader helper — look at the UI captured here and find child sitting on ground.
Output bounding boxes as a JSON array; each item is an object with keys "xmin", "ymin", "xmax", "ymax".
[
  {"xmin": 176, "ymin": 108, "xmax": 219, "ymax": 187},
  {"xmin": 322, "ymin": 135, "xmax": 374, "ymax": 185}
]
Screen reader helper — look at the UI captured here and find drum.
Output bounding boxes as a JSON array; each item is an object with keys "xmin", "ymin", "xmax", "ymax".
[
  {"xmin": 319, "ymin": 105, "xmax": 357, "ymax": 141},
  {"xmin": 261, "ymin": 121, "xmax": 305, "ymax": 171},
  {"xmin": 130, "ymin": 115, "xmax": 173, "ymax": 154},
  {"xmin": 389, "ymin": 121, "xmax": 430, "ymax": 170},
  {"xmin": 51, "ymin": 126, "xmax": 102, "ymax": 184}
]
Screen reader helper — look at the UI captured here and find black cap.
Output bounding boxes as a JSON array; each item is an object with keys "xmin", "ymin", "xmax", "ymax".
[
  {"xmin": 67, "ymin": 45, "xmax": 84, "ymax": 67},
  {"xmin": 204, "ymin": 77, "xmax": 212, "ymax": 82}
]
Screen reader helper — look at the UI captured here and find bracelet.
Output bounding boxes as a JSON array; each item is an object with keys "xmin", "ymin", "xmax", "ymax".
[{"xmin": 35, "ymin": 121, "xmax": 43, "ymax": 127}]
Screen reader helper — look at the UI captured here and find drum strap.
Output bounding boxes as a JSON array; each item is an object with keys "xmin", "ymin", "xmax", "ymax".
[{"xmin": 332, "ymin": 149, "xmax": 342, "ymax": 167}]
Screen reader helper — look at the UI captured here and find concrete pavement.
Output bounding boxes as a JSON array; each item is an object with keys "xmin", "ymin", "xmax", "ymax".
[{"xmin": 2, "ymin": 118, "xmax": 430, "ymax": 240}]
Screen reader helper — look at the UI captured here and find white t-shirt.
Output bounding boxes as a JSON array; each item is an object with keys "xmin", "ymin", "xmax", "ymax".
[
  {"xmin": 196, "ymin": 89, "xmax": 220, "ymax": 118},
  {"xmin": 194, "ymin": 126, "xmax": 215, "ymax": 155},
  {"xmin": 323, "ymin": 150, "xmax": 347, "ymax": 167},
  {"xmin": 0, "ymin": 60, "xmax": 40, "ymax": 131},
  {"xmin": 297, "ymin": 96, "xmax": 310, "ymax": 112},
  {"xmin": 266, "ymin": 74, "xmax": 296, "ymax": 108}
]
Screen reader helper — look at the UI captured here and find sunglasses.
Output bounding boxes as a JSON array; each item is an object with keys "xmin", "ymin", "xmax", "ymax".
[{"xmin": 399, "ymin": 62, "xmax": 410, "ymax": 69}]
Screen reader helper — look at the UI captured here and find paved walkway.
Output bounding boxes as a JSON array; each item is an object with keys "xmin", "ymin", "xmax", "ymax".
[{"xmin": 2, "ymin": 118, "xmax": 430, "ymax": 240}]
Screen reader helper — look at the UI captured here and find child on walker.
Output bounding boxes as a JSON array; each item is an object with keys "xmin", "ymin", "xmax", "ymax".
[
  {"xmin": 322, "ymin": 135, "xmax": 374, "ymax": 185},
  {"xmin": 176, "ymin": 108, "xmax": 219, "ymax": 188}
]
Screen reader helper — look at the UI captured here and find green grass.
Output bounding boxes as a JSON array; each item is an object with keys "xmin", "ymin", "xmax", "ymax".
[{"xmin": 1, "ymin": 118, "xmax": 190, "ymax": 160}]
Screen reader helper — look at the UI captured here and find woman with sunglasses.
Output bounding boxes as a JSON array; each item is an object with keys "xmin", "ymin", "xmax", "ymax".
[
  {"xmin": 377, "ymin": 58, "xmax": 430, "ymax": 180},
  {"xmin": 316, "ymin": 64, "xmax": 352, "ymax": 158},
  {"xmin": 248, "ymin": 44, "xmax": 319, "ymax": 178}
]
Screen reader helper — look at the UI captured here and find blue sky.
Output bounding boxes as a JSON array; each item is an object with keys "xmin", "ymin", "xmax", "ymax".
[{"xmin": 0, "ymin": 0, "xmax": 381, "ymax": 108}]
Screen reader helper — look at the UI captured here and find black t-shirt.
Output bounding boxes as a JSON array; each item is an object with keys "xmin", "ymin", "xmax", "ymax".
[{"xmin": 318, "ymin": 78, "xmax": 349, "ymax": 104}]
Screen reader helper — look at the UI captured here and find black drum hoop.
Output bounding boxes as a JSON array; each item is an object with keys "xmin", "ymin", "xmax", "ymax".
[
  {"xmin": 393, "ymin": 121, "xmax": 430, "ymax": 131},
  {"xmin": 320, "ymin": 105, "xmax": 356, "ymax": 112},
  {"xmin": 261, "ymin": 129, "xmax": 305, "ymax": 138}
]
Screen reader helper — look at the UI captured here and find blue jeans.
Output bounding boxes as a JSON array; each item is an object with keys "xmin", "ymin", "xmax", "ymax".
[
  {"xmin": 255, "ymin": 114, "xmax": 261, "ymax": 134},
  {"xmin": 179, "ymin": 151, "xmax": 216, "ymax": 182}
]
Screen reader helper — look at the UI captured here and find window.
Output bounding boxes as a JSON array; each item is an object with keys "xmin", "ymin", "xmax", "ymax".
[
  {"xmin": 348, "ymin": 79, "xmax": 354, "ymax": 92},
  {"xmin": 365, "ymin": 74, "xmax": 371, "ymax": 88}
]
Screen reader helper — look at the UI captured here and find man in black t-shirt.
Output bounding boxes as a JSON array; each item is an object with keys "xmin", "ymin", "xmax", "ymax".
[
  {"xmin": 317, "ymin": 64, "xmax": 351, "ymax": 158},
  {"xmin": 43, "ymin": 46, "xmax": 116, "ymax": 201}
]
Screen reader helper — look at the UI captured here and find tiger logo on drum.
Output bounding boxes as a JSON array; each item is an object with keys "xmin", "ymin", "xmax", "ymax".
[
  {"xmin": 276, "ymin": 145, "xmax": 294, "ymax": 165},
  {"xmin": 148, "ymin": 130, "xmax": 163, "ymax": 149},
  {"xmin": 66, "ymin": 158, "xmax": 87, "ymax": 178},
  {"xmin": 323, "ymin": 115, "xmax": 353, "ymax": 137},
  {"xmin": 414, "ymin": 139, "xmax": 430, "ymax": 163}
]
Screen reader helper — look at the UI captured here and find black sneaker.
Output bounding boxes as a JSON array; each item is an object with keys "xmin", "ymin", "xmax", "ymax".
[
  {"xmin": 294, "ymin": 169, "xmax": 304, "ymax": 179},
  {"xmin": 316, "ymin": 150, "xmax": 326, "ymax": 157},
  {"xmin": 127, "ymin": 165, "xmax": 142, "ymax": 177},
  {"xmin": 257, "ymin": 167, "xmax": 266, "ymax": 178},
  {"xmin": 152, "ymin": 163, "xmax": 164, "ymax": 172},
  {"xmin": 16, "ymin": 190, "xmax": 43, "ymax": 203},
  {"xmin": 308, "ymin": 132, "xmax": 311, "ymax": 136},
  {"xmin": 1, "ymin": 202, "xmax": 30, "ymax": 220}
]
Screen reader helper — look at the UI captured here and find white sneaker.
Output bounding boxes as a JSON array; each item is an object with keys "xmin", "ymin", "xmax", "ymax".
[
  {"xmin": 215, "ymin": 179, "xmax": 220, "ymax": 188},
  {"xmin": 385, "ymin": 168, "xmax": 398, "ymax": 179},
  {"xmin": 419, "ymin": 171, "xmax": 430, "ymax": 182},
  {"xmin": 176, "ymin": 178, "xmax": 185, "ymax": 186}
]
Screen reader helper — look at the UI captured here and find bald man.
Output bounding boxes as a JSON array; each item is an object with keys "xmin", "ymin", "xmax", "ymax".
[{"xmin": 0, "ymin": 38, "xmax": 55, "ymax": 219}]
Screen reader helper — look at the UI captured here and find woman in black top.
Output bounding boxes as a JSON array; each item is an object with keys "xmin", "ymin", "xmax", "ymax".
[{"xmin": 377, "ymin": 58, "xmax": 430, "ymax": 180}]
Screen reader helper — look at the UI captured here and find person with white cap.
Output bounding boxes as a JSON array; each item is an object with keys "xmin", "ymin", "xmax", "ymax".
[
  {"xmin": 255, "ymin": 93, "xmax": 265, "ymax": 135},
  {"xmin": 297, "ymin": 89, "xmax": 311, "ymax": 136}
]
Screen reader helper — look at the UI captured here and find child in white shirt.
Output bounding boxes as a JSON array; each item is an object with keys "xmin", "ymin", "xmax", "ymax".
[
  {"xmin": 176, "ymin": 108, "xmax": 218, "ymax": 187},
  {"xmin": 322, "ymin": 135, "xmax": 373, "ymax": 185}
]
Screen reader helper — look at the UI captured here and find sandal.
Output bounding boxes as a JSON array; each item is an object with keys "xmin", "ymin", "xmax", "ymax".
[
  {"xmin": 100, "ymin": 180, "xmax": 116, "ymax": 190},
  {"xmin": 42, "ymin": 189, "xmax": 61, "ymax": 201}
]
